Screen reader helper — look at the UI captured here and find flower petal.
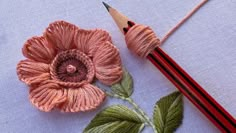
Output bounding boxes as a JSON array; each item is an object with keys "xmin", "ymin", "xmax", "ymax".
[
  {"xmin": 74, "ymin": 29, "xmax": 112, "ymax": 57},
  {"xmin": 29, "ymin": 82, "xmax": 67, "ymax": 112},
  {"xmin": 93, "ymin": 41, "xmax": 123, "ymax": 85},
  {"xmin": 44, "ymin": 21, "xmax": 78, "ymax": 51},
  {"xmin": 58, "ymin": 84, "xmax": 106, "ymax": 112},
  {"xmin": 22, "ymin": 36, "xmax": 56, "ymax": 63},
  {"xmin": 17, "ymin": 59, "xmax": 50, "ymax": 85}
]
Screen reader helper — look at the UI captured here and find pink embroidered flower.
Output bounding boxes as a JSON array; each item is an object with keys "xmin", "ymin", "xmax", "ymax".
[{"xmin": 17, "ymin": 21, "xmax": 123, "ymax": 112}]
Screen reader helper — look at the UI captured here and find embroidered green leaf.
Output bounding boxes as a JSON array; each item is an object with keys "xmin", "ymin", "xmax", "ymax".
[
  {"xmin": 111, "ymin": 70, "xmax": 133, "ymax": 98},
  {"xmin": 83, "ymin": 105, "xmax": 144, "ymax": 133},
  {"xmin": 153, "ymin": 91, "xmax": 183, "ymax": 133}
]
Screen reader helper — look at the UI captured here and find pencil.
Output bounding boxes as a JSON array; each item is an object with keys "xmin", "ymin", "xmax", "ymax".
[{"xmin": 102, "ymin": 1, "xmax": 236, "ymax": 132}]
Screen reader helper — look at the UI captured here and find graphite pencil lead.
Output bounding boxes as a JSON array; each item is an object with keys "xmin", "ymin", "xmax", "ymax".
[
  {"xmin": 102, "ymin": 2, "xmax": 111, "ymax": 12},
  {"xmin": 102, "ymin": 2, "xmax": 132, "ymax": 34}
]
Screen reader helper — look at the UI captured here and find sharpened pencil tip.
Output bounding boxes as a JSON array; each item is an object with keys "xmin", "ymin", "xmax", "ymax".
[{"xmin": 102, "ymin": 2, "xmax": 111, "ymax": 12}]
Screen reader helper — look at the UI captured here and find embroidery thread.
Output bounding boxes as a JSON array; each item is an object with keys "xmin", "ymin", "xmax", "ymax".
[
  {"xmin": 16, "ymin": 21, "xmax": 123, "ymax": 112},
  {"xmin": 16, "ymin": 21, "xmax": 183, "ymax": 133},
  {"xmin": 84, "ymin": 69, "xmax": 183, "ymax": 133}
]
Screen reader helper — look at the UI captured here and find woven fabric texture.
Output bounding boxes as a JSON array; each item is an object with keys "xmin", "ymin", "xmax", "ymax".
[{"xmin": 0, "ymin": 0, "xmax": 235, "ymax": 132}]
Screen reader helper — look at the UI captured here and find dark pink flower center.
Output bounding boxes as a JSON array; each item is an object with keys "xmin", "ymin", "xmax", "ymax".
[
  {"xmin": 50, "ymin": 49, "xmax": 95, "ymax": 85},
  {"xmin": 66, "ymin": 64, "xmax": 77, "ymax": 74},
  {"xmin": 56, "ymin": 59, "xmax": 87, "ymax": 82}
]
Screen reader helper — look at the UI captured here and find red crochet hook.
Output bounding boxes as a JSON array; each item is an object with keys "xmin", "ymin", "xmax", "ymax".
[{"xmin": 103, "ymin": 1, "xmax": 236, "ymax": 132}]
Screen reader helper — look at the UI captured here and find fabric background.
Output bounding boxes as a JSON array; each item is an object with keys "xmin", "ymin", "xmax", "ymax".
[{"xmin": 0, "ymin": 0, "xmax": 235, "ymax": 132}]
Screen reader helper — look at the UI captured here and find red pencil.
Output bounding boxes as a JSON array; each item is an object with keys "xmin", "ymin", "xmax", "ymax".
[{"xmin": 102, "ymin": 1, "xmax": 236, "ymax": 132}]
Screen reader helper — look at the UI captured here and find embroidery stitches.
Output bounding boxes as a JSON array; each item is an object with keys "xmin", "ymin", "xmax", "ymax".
[
  {"xmin": 16, "ymin": 21, "xmax": 123, "ymax": 112},
  {"xmin": 84, "ymin": 69, "xmax": 183, "ymax": 133}
]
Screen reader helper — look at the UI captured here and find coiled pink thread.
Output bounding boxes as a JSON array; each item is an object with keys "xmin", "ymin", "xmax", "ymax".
[
  {"xmin": 125, "ymin": 25, "xmax": 160, "ymax": 58},
  {"xmin": 125, "ymin": 0, "xmax": 208, "ymax": 57}
]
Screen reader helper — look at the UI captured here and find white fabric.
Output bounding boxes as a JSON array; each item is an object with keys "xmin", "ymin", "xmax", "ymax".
[{"xmin": 0, "ymin": 0, "xmax": 235, "ymax": 132}]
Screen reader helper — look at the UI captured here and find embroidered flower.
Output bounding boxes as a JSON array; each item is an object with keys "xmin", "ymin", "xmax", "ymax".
[{"xmin": 17, "ymin": 21, "xmax": 123, "ymax": 112}]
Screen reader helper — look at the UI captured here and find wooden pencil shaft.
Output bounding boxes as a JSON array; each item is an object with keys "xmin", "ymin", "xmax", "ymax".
[
  {"xmin": 147, "ymin": 54, "xmax": 228, "ymax": 132},
  {"xmin": 150, "ymin": 48, "xmax": 235, "ymax": 132},
  {"xmin": 102, "ymin": 1, "xmax": 236, "ymax": 132}
]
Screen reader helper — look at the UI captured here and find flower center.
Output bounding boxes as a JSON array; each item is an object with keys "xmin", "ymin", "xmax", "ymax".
[
  {"xmin": 50, "ymin": 49, "xmax": 95, "ymax": 86},
  {"xmin": 66, "ymin": 64, "xmax": 77, "ymax": 74}
]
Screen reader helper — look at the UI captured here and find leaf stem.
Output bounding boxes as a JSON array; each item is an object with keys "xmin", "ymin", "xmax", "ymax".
[
  {"xmin": 106, "ymin": 92, "xmax": 157, "ymax": 133},
  {"xmin": 126, "ymin": 97, "xmax": 157, "ymax": 133}
]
